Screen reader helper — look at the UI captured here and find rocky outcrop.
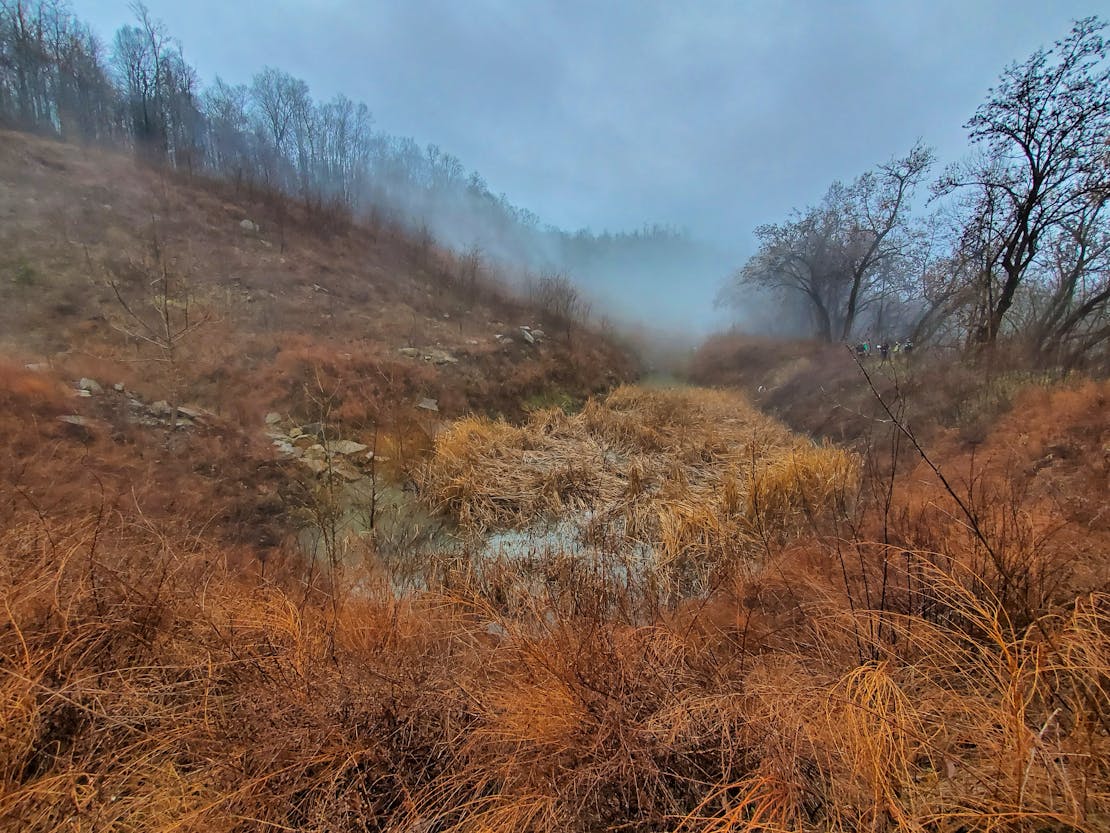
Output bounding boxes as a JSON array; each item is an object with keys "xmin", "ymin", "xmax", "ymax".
[{"xmin": 263, "ymin": 414, "xmax": 383, "ymax": 481}]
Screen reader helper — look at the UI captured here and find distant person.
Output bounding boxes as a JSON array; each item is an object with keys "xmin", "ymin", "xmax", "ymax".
[
  {"xmin": 879, "ymin": 342, "xmax": 890, "ymax": 362},
  {"xmin": 855, "ymin": 342, "xmax": 867, "ymax": 357},
  {"xmin": 902, "ymin": 339, "xmax": 914, "ymax": 356}
]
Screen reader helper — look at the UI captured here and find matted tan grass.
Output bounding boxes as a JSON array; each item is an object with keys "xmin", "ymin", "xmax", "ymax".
[{"xmin": 420, "ymin": 385, "xmax": 858, "ymax": 565}]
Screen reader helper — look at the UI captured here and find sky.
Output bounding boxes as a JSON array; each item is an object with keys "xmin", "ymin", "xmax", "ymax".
[{"xmin": 75, "ymin": 0, "xmax": 1107, "ymax": 329}]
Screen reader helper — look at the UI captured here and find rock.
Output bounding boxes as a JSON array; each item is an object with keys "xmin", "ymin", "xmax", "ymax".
[
  {"xmin": 519, "ymin": 328, "xmax": 535, "ymax": 345},
  {"xmin": 301, "ymin": 458, "xmax": 328, "ymax": 475},
  {"xmin": 239, "ymin": 218, "xmax": 259, "ymax": 233},
  {"xmin": 272, "ymin": 439, "xmax": 296, "ymax": 456},
  {"xmin": 302, "ymin": 444, "xmax": 328, "ymax": 460},
  {"xmin": 485, "ymin": 621, "xmax": 509, "ymax": 640},
  {"xmin": 78, "ymin": 378, "xmax": 103, "ymax": 394},
  {"xmin": 312, "ymin": 283, "xmax": 328, "ymax": 293},
  {"xmin": 264, "ymin": 411, "xmax": 282, "ymax": 426},
  {"xmin": 531, "ymin": 329, "xmax": 546, "ymax": 340},
  {"xmin": 292, "ymin": 435, "xmax": 315, "ymax": 449},
  {"xmin": 300, "ymin": 422, "xmax": 337, "ymax": 441},
  {"xmin": 57, "ymin": 414, "xmax": 94, "ymax": 440},
  {"xmin": 427, "ymin": 349, "xmax": 458, "ymax": 365},
  {"xmin": 259, "ymin": 239, "xmax": 273, "ymax": 248},
  {"xmin": 288, "ymin": 426, "xmax": 303, "ymax": 438},
  {"xmin": 150, "ymin": 400, "xmax": 172, "ymax": 416},
  {"xmin": 176, "ymin": 405, "xmax": 209, "ymax": 422},
  {"xmin": 113, "ymin": 383, "xmax": 125, "ymax": 392},
  {"xmin": 24, "ymin": 362, "xmax": 48, "ymax": 372},
  {"xmin": 330, "ymin": 439, "xmax": 368, "ymax": 455},
  {"xmin": 74, "ymin": 389, "xmax": 92, "ymax": 398},
  {"xmin": 399, "ymin": 347, "xmax": 421, "ymax": 358},
  {"xmin": 332, "ymin": 462, "xmax": 364, "ymax": 482},
  {"xmin": 416, "ymin": 397, "xmax": 439, "ymax": 412}
]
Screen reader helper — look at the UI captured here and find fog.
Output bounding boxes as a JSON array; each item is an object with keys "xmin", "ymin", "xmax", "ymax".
[{"xmin": 76, "ymin": 0, "xmax": 1102, "ymax": 333}]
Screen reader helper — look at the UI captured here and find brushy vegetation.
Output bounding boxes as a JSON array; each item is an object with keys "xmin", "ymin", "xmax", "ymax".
[
  {"xmin": 419, "ymin": 386, "xmax": 856, "ymax": 572},
  {"xmin": 2, "ymin": 364, "xmax": 1106, "ymax": 832}
]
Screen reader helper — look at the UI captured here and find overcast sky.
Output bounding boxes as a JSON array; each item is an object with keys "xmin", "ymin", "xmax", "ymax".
[{"xmin": 75, "ymin": 0, "xmax": 1106, "ymax": 329}]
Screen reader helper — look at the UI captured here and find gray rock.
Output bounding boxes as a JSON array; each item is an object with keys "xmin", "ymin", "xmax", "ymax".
[
  {"xmin": 150, "ymin": 400, "xmax": 172, "ymax": 416},
  {"xmin": 330, "ymin": 439, "xmax": 369, "ymax": 455},
  {"xmin": 399, "ymin": 347, "xmax": 421, "ymax": 358},
  {"xmin": 300, "ymin": 458, "xmax": 328, "ymax": 475},
  {"xmin": 427, "ymin": 349, "xmax": 458, "ymax": 365},
  {"xmin": 113, "ymin": 383, "xmax": 125, "ymax": 392},
  {"xmin": 272, "ymin": 439, "xmax": 296, "ymax": 455},
  {"xmin": 300, "ymin": 422, "xmax": 337, "ymax": 440},
  {"xmin": 416, "ymin": 397, "xmax": 439, "ymax": 412},
  {"xmin": 519, "ymin": 328, "xmax": 535, "ymax": 345},
  {"xmin": 531, "ymin": 329, "xmax": 546, "ymax": 340},
  {"xmin": 176, "ymin": 405, "xmax": 208, "ymax": 421},
  {"xmin": 485, "ymin": 621, "xmax": 509, "ymax": 640},
  {"xmin": 57, "ymin": 414, "xmax": 95, "ymax": 440},
  {"xmin": 78, "ymin": 378, "xmax": 103, "ymax": 394},
  {"xmin": 332, "ymin": 462, "xmax": 365, "ymax": 482},
  {"xmin": 302, "ymin": 444, "xmax": 328, "ymax": 460},
  {"xmin": 74, "ymin": 389, "xmax": 92, "ymax": 398},
  {"xmin": 264, "ymin": 411, "xmax": 282, "ymax": 425},
  {"xmin": 239, "ymin": 218, "xmax": 259, "ymax": 233}
]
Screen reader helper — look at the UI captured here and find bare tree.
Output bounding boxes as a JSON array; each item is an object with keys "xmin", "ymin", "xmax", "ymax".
[
  {"xmin": 530, "ymin": 272, "xmax": 590, "ymax": 338},
  {"xmin": 721, "ymin": 143, "xmax": 934, "ymax": 341},
  {"xmin": 1024, "ymin": 200, "xmax": 1110, "ymax": 366},
  {"xmin": 936, "ymin": 17, "xmax": 1110, "ymax": 346},
  {"xmin": 97, "ymin": 220, "xmax": 209, "ymax": 429}
]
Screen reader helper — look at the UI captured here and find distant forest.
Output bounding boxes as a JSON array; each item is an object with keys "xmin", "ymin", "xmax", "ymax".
[{"xmin": 0, "ymin": 0, "xmax": 734, "ymax": 329}]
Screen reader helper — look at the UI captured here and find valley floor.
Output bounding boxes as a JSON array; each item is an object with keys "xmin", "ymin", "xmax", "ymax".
[{"xmin": 2, "ymin": 363, "xmax": 1107, "ymax": 832}]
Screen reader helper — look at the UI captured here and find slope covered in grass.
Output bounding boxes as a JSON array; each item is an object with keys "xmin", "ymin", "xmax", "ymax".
[{"xmin": 0, "ymin": 130, "xmax": 634, "ymax": 426}]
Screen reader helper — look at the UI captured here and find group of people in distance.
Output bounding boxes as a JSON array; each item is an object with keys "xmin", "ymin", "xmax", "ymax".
[{"xmin": 853, "ymin": 338, "xmax": 913, "ymax": 362}]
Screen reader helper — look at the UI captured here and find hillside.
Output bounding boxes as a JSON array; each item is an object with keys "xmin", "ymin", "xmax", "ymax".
[{"xmin": 0, "ymin": 130, "xmax": 634, "ymax": 423}]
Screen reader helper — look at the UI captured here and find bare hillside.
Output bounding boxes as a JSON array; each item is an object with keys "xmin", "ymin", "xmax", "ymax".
[{"xmin": 0, "ymin": 131, "xmax": 634, "ymax": 422}]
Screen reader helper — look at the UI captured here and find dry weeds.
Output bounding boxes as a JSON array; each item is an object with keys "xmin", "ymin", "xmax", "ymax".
[{"xmin": 420, "ymin": 385, "xmax": 858, "ymax": 573}]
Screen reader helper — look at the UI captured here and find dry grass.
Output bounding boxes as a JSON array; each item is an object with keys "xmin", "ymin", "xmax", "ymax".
[
  {"xmin": 420, "ymin": 385, "xmax": 858, "ymax": 585},
  {"xmin": 1, "ymin": 499, "xmax": 1105, "ymax": 832}
]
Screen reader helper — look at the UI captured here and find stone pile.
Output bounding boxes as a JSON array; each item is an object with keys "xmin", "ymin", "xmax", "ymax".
[
  {"xmin": 264, "ymin": 413, "xmax": 380, "ymax": 481},
  {"xmin": 62, "ymin": 377, "xmax": 214, "ymax": 429}
]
